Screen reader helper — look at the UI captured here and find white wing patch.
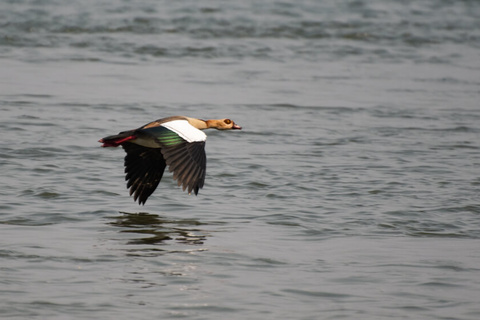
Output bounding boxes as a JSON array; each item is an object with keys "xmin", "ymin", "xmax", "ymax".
[{"xmin": 161, "ymin": 120, "xmax": 207, "ymax": 143}]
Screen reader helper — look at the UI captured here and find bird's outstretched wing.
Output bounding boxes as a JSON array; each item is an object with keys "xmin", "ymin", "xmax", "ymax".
[
  {"xmin": 161, "ymin": 141, "xmax": 206, "ymax": 195},
  {"xmin": 122, "ymin": 124, "xmax": 207, "ymax": 204},
  {"xmin": 122, "ymin": 143, "xmax": 166, "ymax": 205}
]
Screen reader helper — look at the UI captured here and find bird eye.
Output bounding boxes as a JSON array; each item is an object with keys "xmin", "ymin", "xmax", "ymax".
[{"xmin": 224, "ymin": 119, "xmax": 232, "ymax": 124}]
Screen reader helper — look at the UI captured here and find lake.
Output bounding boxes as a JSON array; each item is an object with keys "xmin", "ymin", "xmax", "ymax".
[{"xmin": 1, "ymin": 0, "xmax": 480, "ymax": 319}]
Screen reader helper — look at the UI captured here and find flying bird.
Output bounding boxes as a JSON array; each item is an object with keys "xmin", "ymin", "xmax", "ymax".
[{"xmin": 99, "ymin": 116, "xmax": 241, "ymax": 204}]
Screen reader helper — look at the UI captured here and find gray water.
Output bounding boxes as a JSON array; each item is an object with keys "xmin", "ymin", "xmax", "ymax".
[{"xmin": 1, "ymin": 0, "xmax": 480, "ymax": 319}]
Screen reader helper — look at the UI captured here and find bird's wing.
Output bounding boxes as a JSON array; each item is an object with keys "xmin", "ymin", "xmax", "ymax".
[
  {"xmin": 122, "ymin": 143, "xmax": 166, "ymax": 205},
  {"xmin": 138, "ymin": 123, "xmax": 207, "ymax": 195},
  {"xmin": 161, "ymin": 141, "xmax": 206, "ymax": 195}
]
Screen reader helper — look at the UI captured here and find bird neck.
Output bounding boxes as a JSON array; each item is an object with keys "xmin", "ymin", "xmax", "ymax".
[
  {"xmin": 187, "ymin": 117, "xmax": 228, "ymax": 130},
  {"xmin": 186, "ymin": 117, "xmax": 209, "ymax": 130},
  {"xmin": 205, "ymin": 119, "xmax": 223, "ymax": 129}
]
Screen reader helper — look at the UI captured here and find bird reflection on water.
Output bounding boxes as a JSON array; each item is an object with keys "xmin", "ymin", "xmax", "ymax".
[{"xmin": 107, "ymin": 212, "xmax": 209, "ymax": 248}]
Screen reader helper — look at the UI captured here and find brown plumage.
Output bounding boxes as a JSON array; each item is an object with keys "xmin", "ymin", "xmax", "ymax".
[{"xmin": 99, "ymin": 116, "xmax": 241, "ymax": 204}]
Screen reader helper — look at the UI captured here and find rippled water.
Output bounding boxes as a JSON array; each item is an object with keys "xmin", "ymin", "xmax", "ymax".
[{"xmin": 1, "ymin": 0, "xmax": 480, "ymax": 319}]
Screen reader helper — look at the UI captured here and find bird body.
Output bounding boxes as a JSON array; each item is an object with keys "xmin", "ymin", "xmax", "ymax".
[{"xmin": 99, "ymin": 116, "xmax": 241, "ymax": 204}]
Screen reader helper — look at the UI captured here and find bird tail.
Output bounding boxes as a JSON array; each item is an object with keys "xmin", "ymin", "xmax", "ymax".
[{"xmin": 99, "ymin": 131, "xmax": 136, "ymax": 147}]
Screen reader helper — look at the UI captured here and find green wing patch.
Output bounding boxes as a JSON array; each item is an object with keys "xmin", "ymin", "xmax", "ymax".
[{"xmin": 142, "ymin": 126, "xmax": 185, "ymax": 147}]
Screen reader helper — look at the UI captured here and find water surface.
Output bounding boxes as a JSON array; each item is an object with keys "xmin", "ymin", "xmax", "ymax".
[{"xmin": 1, "ymin": 0, "xmax": 480, "ymax": 319}]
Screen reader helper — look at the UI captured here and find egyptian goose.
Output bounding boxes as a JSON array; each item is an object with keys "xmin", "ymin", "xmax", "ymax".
[{"xmin": 99, "ymin": 116, "xmax": 241, "ymax": 205}]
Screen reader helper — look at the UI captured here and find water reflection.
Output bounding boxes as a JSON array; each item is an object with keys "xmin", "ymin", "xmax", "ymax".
[{"xmin": 107, "ymin": 212, "xmax": 209, "ymax": 246}]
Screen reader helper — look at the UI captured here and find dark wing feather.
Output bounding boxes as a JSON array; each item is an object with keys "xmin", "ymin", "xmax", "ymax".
[
  {"xmin": 122, "ymin": 143, "xmax": 166, "ymax": 205},
  {"xmin": 161, "ymin": 141, "xmax": 206, "ymax": 195}
]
